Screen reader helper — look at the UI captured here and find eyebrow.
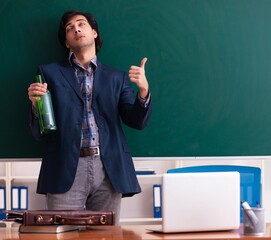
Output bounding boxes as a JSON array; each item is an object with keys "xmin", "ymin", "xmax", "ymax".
[{"xmin": 65, "ymin": 18, "xmax": 88, "ymax": 28}]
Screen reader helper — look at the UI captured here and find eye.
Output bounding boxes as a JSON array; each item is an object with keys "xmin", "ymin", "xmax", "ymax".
[
  {"xmin": 66, "ymin": 25, "xmax": 74, "ymax": 33},
  {"xmin": 78, "ymin": 21, "xmax": 86, "ymax": 27}
]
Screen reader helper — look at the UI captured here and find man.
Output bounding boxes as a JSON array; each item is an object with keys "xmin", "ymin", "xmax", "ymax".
[{"xmin": 27, "ymin": 9, "xmax": 152, "ymax": 225}]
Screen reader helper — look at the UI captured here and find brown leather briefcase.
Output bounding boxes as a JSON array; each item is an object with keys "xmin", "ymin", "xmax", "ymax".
[{"xmin": 5, "ymin": 210, "xmax": 115, "ymax": 226}]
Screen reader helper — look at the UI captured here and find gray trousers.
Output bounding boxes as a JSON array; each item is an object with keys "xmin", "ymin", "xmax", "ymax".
[{"xmin": 46, "ymin": 155, "xmax": 122, "ymax": 225}]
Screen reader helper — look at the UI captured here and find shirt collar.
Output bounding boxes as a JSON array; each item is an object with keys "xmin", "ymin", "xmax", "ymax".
[{"xmin": 68, "ymin": 52, "xmax": 97, "ymax": 71}]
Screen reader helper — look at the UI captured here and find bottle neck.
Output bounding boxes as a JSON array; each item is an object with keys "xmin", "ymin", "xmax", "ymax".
[{"xmin": 35, "ymin": 75, "xmax": 43, "ymax": 84}]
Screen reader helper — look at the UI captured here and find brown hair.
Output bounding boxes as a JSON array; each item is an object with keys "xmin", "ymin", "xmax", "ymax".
[{"xmin": 58, "ymin": 9, "xmax": 103, "ymax": 53}]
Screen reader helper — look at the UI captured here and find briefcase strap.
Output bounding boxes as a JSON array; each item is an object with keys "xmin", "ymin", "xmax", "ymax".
[
  {"xmin": 35, "ymin": 214, "xmax": 108, "ymax": 225},
  {"xmin": 35, "ymin": 214, "xmax": 107, "ymax": 225}
]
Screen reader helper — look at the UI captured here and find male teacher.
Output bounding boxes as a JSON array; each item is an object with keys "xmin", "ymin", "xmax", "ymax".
[{"xmin": 27, "ymin": 9, "xmax": 152, "ymax": 224}]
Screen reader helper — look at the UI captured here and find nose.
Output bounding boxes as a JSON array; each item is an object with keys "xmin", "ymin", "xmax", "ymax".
[{"xmin": 74, "ymin": 26, "xmax": 81, "ymax": 34}]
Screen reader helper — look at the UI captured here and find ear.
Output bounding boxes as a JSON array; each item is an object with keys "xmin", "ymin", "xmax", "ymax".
[
  {"xmin": 93, "ymin": 29, "xmax": 98, "ymax": 38},
  {"xmin": 65, "ymin": 40, "xmax": 70, "ymax": 49}
]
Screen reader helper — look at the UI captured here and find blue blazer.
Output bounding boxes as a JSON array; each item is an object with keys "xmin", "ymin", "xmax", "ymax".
[{"xmin": 28, "ymin": 60, "xmax": 152, "ymax": 197}]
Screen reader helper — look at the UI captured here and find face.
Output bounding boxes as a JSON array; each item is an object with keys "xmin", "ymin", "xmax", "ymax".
[{"xmin": 65, "ymin": 15, "xmax": 98, "ymax": 53}]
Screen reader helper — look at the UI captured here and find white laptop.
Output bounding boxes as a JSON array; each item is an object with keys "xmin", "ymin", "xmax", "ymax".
[{"xmin": 148, "ymin": 171, "xmax": 240, "ymax": 233}]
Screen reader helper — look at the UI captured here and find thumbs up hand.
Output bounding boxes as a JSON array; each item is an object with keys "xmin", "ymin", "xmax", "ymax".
[{"xmin": 129, "ymin": 57, "xmax": 149, "ymax": 99}]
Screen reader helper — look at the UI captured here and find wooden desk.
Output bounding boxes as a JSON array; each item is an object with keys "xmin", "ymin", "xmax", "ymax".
[{"xmin": 1, "ymin": 224, "xmax": 271, "ymax": 240}]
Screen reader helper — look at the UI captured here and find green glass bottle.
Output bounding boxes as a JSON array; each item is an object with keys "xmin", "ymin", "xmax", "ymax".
[{"xmin": 35, "ymin": 75, "xmax": 57, "ymax": 134}]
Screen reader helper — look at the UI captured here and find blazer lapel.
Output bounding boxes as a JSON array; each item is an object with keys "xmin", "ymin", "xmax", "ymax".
[
  {"xmin": 92, "ymin": 61, "xmax": 106, "ymax": 100},
  {"xmin": 59, "ymin": 61, "xmax": 83, "ymax": 101},
  {"xmin": 58, "ymin": 60, "xmax": 106, "ymax": 102}
]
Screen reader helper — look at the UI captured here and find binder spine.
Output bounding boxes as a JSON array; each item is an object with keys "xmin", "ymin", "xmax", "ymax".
[
  {"xmin": 11, "ymin": 186, "xmax": 20, "ymax": 210},
  {"xmin": 20, "ymin": 186, "xmax": 28, "ymax": 210},
  {"xmin": 0, "ymin": 186, "xmax": 6, "ymax": 220},
  {"xmin": 153, "ymin": 184, "xmax": 162, "ymax": 218},
  {"xmin": 11, "ymin": 186, "xmax": 28, "ymax": 210}
]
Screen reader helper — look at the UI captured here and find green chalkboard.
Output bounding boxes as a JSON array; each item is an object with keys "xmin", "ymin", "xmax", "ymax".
[{"xmin": 1, "ymin": 0, "xmax": 271, "ymax": 158}]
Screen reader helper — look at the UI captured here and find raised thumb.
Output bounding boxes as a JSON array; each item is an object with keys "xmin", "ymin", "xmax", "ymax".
[{"xmin": 140, "ymin": 57, "xmax": 148, "ymax": 69}]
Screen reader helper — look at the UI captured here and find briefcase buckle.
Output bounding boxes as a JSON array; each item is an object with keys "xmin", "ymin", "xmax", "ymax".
[
  {"xmin": 35, "ymin": 215, "xmax": 43, "ymax": 224},
  {"xmin": 100, "ymin": 214, "xmax": 106, "ymax": 224},
  {"xmin": 53, "ymin": 215, "xmax": 62, "ymax": 224}
]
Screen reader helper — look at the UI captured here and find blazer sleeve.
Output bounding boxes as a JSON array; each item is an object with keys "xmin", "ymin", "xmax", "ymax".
[
  {"xmin": 118, "ymin": 73, "xmax": 152, "ymax": 130},
  {"xmin": 28, "ymin": 103, "xmax": 43, "ymax": 140}
]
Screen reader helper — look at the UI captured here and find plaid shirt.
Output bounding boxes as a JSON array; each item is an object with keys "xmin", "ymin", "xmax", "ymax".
[
  {"xmin": 69, "ymin": 53, "xmax": 99, "ymax": 148},
  {"xmin": 69, "ymin": 53, "xmax": 151, "ymax": 148}
]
